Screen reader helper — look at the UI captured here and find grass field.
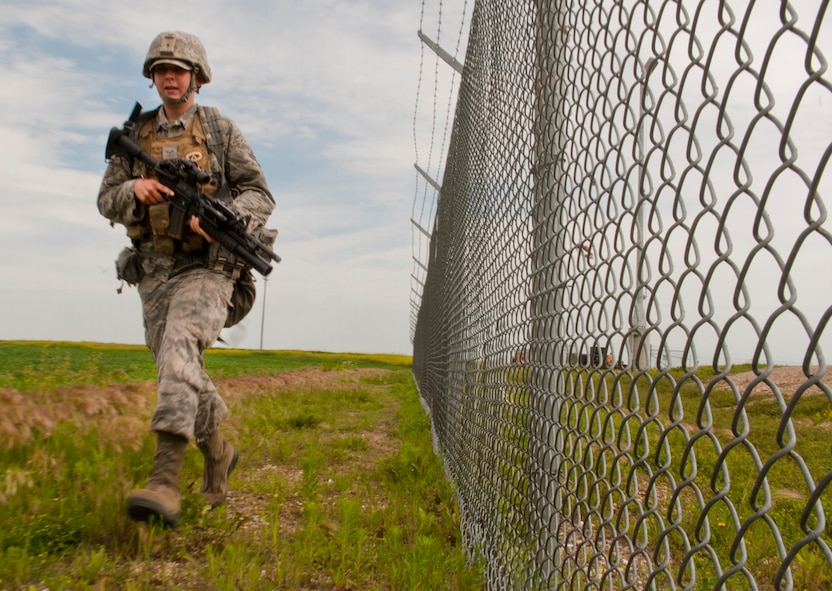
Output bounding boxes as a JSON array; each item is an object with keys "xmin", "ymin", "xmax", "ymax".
[{"xmin": 0, "ymin": 341, "xmax": 485, "ymax": 590}]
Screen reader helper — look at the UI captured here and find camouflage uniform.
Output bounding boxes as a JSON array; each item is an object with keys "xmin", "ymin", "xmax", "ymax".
[
  {"xmin": 100, "ymin": 30, "xmax": 275, "ymax": 528},
  {"xmin": 98, "ymin": 106, "xmax": 274, "ymax": 443}
]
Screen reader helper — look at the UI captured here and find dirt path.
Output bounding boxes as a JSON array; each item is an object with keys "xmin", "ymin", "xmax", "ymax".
[
  {"xmin": 0, "ymin": 367, "xmax": 393, "ymax": 451},
  {"xmin": 715, "ymin": 365, "xmax": 831, "ymax": 398}
]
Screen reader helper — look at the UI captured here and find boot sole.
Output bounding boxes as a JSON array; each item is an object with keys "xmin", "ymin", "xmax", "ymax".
[{"xmin": 126, "ymin": 496, "xmax": 180, "ymax": 529}]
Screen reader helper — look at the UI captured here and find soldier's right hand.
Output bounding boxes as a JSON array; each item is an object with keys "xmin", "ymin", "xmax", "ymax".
[{"xmin": 134, "ymin": 178, "xmax": 174, "ymax": 205}]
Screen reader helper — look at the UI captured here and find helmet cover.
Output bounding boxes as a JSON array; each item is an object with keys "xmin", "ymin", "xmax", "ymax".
[{"xmin": 143, "ymin": 31, "xmax": 212, "ymax": 84}]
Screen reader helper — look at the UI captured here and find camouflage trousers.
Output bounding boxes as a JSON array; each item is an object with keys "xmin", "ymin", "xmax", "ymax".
[{"xmin": 138, "ymin": 266, "xmax": 234, "ymax": 443}]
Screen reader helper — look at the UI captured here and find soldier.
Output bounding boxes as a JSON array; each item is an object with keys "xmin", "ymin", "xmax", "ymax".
[{"xmin": 98, "ymin": 31, "xmax": 275, "ymax": 528}]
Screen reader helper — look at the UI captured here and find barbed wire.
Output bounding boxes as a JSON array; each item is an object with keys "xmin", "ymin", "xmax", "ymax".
[{"xmin": 411, "ymin": 0, "xmax": 473, "ymax": 338}]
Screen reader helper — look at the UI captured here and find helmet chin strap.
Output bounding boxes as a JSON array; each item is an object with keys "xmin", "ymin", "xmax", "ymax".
[{"xmin": 153, "ymin": 70, "xmax": 200, "ymax": 107}]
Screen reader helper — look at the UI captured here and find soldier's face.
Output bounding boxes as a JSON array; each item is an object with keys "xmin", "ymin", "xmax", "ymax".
[{"xmin": 153, "ymin": 65, "xmax": 192, "ymax": 102}]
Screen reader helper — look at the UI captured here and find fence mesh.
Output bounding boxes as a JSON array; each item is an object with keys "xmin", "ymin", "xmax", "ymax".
[{"xmin": 410, "ymin": 0, "xmax": 832, "ymax": 589}]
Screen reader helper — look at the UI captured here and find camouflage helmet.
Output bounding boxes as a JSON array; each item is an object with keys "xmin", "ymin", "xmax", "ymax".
[{"xmin": 143, "ymin": 31, "xmax": 212, "ymax": 84}]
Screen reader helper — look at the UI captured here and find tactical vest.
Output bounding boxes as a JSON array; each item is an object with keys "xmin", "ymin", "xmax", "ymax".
[{"xmin": 125, "ymin": 110, "xmax": 221, "ymax": 255}]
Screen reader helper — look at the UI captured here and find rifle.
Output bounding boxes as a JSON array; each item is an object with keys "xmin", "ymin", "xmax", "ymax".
[{"xmin": 105, "ymin": 103, "xmax": 280, "ymax": 276}]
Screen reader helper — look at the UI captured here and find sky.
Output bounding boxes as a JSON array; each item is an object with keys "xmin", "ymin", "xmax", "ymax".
[{"xmin": 0, "ymin": 0, "xmax": 455, "ymax": 355}]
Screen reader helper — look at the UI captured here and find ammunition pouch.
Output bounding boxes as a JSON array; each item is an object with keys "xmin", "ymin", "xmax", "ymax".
[
  {"xmin": 206, "ymin": 225, "xmax": 278, "ymax": 279},
  {"xmin": 115, "ymin": 247, "xmax": 145, "ymax": 286},
  {"xmin": 225, "ymin": 269, "xmax": 257, "ymax": 328},
  {"xmin": 146, "ymin": 203, "xmax": 204, "ymax": 255},
  {"xmin": 149, "ymin": 203, "xmax": 175, "ymax": 255}
]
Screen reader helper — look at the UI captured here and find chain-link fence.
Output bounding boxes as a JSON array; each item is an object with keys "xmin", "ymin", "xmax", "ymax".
[{"xmin": 410, "ymin": 1, "xmax": 832, "ymax": 589}]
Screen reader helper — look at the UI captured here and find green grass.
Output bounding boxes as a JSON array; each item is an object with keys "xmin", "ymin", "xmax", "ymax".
[
  {"xmin": 0, "ymin": 340, "xmax": 412, "ymax": 391},
  {"xmin": 0, "ymin": 341, "xmax": 484, "ymax": 591}
]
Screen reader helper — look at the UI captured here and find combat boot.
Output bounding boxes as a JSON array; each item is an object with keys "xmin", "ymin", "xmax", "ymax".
[
  {"xmin": 126, "ymin": 431, "xmax": 188, "ymax": 528},
  {"xmin": 198, "ymin": 430, "xmax": 238, "ymax": 507}
]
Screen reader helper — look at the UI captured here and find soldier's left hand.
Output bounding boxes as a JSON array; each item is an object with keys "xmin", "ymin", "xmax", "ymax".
[{"xmin": 189, "ymin": 216, "xmax": 213, "ymax": 242}]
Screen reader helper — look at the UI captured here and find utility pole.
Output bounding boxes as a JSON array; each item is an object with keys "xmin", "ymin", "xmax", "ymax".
[{"xmin": 259, "ymin": 276, "xmax": 268, "ymax": 351}]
